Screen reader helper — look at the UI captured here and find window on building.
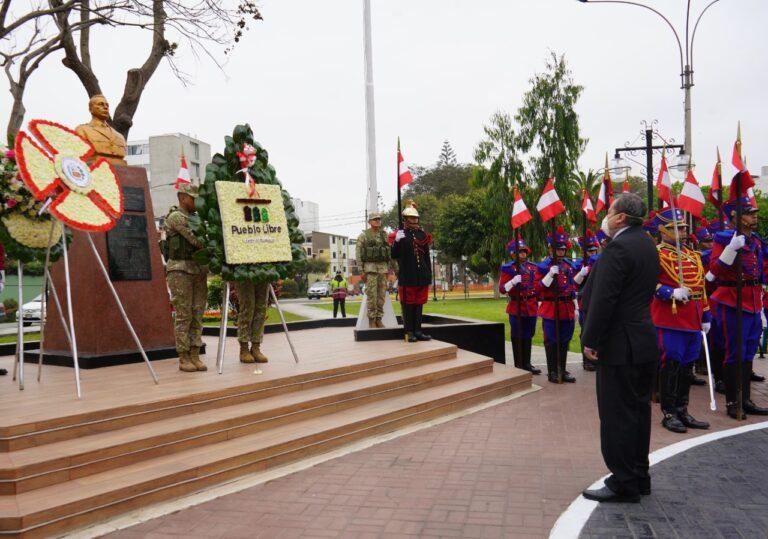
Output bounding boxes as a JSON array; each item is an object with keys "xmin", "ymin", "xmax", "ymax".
[
  {"xmin": 306, "ymin": 247, "xmax": 312, "ymax": 256},
  {"xmin": 342, "ymin": 238, "xmax": 346, "ymax": 245},
  {"xmin": 192, "ymin": 163, "xmax": 200, "ymax": 178},
  {"xmin": 332, "ymin": 252, "xmax": 336, "ymax": 259},
  {"xmin": 190, "ymin": 141, "xmax": 200, "ymax": 160},
  {"xmin": 332, "ymin": 266, "xmax": 336, "ymax": 272},
  {"xmin": 342, "ymin": 253, "xmax": 346, "ymax": 259},
  {"xmin": 332, "ymin": 236, "xmax": 336, "ymax": 244}
]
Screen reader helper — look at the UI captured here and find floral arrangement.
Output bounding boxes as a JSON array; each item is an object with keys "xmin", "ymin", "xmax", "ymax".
[
  {"xmin": 0, "ymin": 148, "xmax": 66, "ymax": 263},
  {"xmin": 190, "ymin": 124, "xmax": 306, "ymax": 283}
]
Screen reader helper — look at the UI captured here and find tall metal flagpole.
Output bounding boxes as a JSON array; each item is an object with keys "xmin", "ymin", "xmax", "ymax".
[
  {"xmin": 363, "ymin": 0, "xmax": 378, "ymax": 218},
  {"xmin": 734, "ymin": 123, "xmax": 744, "ymax": 420}
]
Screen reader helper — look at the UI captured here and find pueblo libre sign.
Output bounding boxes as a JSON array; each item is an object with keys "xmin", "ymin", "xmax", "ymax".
[{"xmin": 215, "ymin": 181, "xmax": 292, "ymax": 265}]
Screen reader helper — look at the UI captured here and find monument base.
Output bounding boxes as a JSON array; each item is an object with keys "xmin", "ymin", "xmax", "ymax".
[{"xmin": 23, "ymin": 344, "xmax": 205, "ymax": 369}]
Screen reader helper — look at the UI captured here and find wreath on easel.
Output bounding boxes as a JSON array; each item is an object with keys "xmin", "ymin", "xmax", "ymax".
[{"xmin": 190, "ymin": 124, "xmax": 306, "ymax": 282}]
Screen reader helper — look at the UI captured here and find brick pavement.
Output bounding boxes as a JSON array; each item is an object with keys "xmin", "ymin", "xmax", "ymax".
[
  {"xmin": 581, "ymin": 427, "xmax": 768, "ymax": 538},
  {"xmin": 107, "ymin": 356, "xmax": 768, "ymax": 539}
]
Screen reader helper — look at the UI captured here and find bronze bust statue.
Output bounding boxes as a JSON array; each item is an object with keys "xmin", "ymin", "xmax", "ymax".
[{"xmin": 75, "ymin": 94, "xmax": 127, "ymax": 165}]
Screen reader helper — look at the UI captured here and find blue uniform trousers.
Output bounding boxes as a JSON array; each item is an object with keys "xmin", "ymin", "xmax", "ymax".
[
  {"xmin": 542, "ymin": 318, "xmax": 575, "ymax": 346},
  {"xmin": 509, "ymin": 315, "xmax": 537, "ymax": 339},
  {"xmin": 656, "ymin": 328, "xmax": 701, "ymax": 367},
  {"xmin": 716, "ymin": 304, "xmax": 761, "ymax": 365}
]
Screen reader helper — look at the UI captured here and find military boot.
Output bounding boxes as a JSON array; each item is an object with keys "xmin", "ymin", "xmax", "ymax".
[
  {"xmin": 676, "ymin": 365, "xmax": 708, "ymax": 429},
  {"xmin": 178, "ymin": 351, "xmax": 197, "ymax": 373},
  {"xmin": 511, "ymin": 338, "xmax": 524, "ymax": 370},
  {"xmin": 521, "ymin": 339, "xmax": 541, "ymax": 375},
  {"xmin": 374, "ymin": 318, "xmax": 385, "ymax": 329},
  {"xmin": 368, "ymin": 317, "xmax": 377, "ymax": 328},
  {"xmin": 251, "ymin": 343, "xmax": 269, "ymax": 363},
  {"xmin": 742, "ymin": 364, "xmax": 768, "ymax": 415},
  {"xmin": 725, "ymin": 363, "xmax": 746, "ymax": 420},
  {"xmin": 545, "ymin": 343, "xmax": 559, "ymax": 383},
  {"xmin": 660, "ymin": 362, "xmax": 687, "ymax": 433},
  {"xmin": 239, "ymin": 341, "xmax": 255, "ymax": 363},
  {"xmin": 413, "ymin": 305, "xmax": 432, "ymax": 341},
  {"xmin": 189, "ymin": 347, "xmax": 208, "ymax": 372},
  {"xmin": 402, "ymin": 305, "xmax": 417, "ymax": 343},
  {"xmin": 560, "ymin": 343, "xmax": 575, "ymax": 383}
]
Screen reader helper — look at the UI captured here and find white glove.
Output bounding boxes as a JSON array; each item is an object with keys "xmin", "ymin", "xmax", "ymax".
[
  {"xmin": 395, "ymin": 230, "xmax": 405, "ymax": 242},
  {"xmin": 542, "ymin": 266, "xmax": 559, "ymax": 287},
  {"xmin": 705, "ymin": 271, "xmax": 716, "ymax": 282},
  {"xmin": 702, "ymin": 322, "xmax": 711, "ymax": 334},
  {"xmin": 503, "ymin": 275, "xmax": 522, "ymax": 292},
  {"xmin": 672, "ymin": 287, "xmax": 691, "ymax": 302},
  {"xmin": 573, "ymin": 266, "xmax": 589, "ymax": 285},
  {"xmin": 0, "ymin": 270, "xmax": 4, "ymax": 293},
  {"xmin": 720, "ymin": 234, "xmax": 746, "ymax": 265},
  {"xmin": 549, "ymin": 265, "xmax": 560, "ymax": 276}
]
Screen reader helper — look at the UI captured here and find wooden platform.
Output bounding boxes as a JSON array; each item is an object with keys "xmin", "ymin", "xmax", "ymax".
[{"xmin": 0, "ymin": 328, "xmax": 531, "ymax": 537}]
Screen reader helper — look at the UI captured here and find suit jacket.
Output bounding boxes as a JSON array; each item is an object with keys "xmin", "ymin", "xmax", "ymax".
[{"xmin": 581, "ymin": 225, "xmax": 660, "ymax": 365}]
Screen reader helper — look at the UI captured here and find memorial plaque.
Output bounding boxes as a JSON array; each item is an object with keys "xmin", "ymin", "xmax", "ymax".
[
  {"xmin": 107, "ymin": 214, "xmax": 152, "ymax": 281},
  {"xmin": 123, "ymin": 186, "xmax": 146, "ymax": 213}
]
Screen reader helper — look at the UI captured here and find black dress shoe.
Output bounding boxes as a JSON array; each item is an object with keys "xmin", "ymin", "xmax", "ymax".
[
  {"xmin": 662, "ymin": 413, "xmax": 687, "ymax": 433},
  {"xmin": 743, "ymin": 400, "xmax": 768, "ymax": 415},
  {"xmin": 524, "ymin": 365, "xmax": 542, "ymax": 375},
  {"xmin": 583, "ymin": 360, "xmax": 596, "ymax": 372},
  {"xmin": 715, "ymin": 380, "xmax": 726, "ymax": 395},
  {"xmin": 548, "ymin": 373, "xmax": 560, "ymax": 384},
  {"xmin": 691, "ymin": 376, "xmax": 707, "ymax": 386},
  {"xmin": 751, "ymin": 372, "xmax": 766, "ymax": 382},
  {"xmin": 582, "ymin": 485, "xmax": 640, "ymax": 503},
  {"xmin": 562, "ymin": 372, "xmax": 576, "ymax": 383},
  {"xmin": 413, "ymin": 331, "xmax": 432, "ymax": 341},
  {"xmin": 404, "ymin": 332, "xmax": 418, "ymax": 343},
  {"xmin": 726, "ymin": 403, "xmax": 747, "ymax": 420},
  {"xmin": 677, "ymin": 409, "xmax": 710, "ymax": 429}
]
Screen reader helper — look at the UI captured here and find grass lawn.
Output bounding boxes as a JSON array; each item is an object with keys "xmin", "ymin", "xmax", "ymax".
[
  {"xmin": 203, "ymin": 307, "xmax": 307, "ymax": 327},
  {"xmin": 309, "ymin": 298, "xmax": 582, "ymax": 352},
  {"xmin": 0, "ymin": 332, "xmax": 40, "ymax": 344}
]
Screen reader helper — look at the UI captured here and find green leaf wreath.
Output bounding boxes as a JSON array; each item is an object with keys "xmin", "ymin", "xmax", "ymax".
[
  {"xmin": 0, "ymin": 149, "xmax": 68, "ymax": 264},
  {"xmin": 189, "ymin": 124, "xmax": 306, "ymax": 283}
]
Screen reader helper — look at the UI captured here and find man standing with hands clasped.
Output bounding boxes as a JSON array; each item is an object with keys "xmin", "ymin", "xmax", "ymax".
[{"xmin": 580, "ymin": 193, "xmax": 660, "ymax": 503}]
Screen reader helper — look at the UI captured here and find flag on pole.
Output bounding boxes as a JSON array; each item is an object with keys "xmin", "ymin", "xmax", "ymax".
[
  {"xmin": 536, "ymin": 178, "xmax": 566, "ymax": 222},
  {"xmin": 397, "ymin": 142, "xmax": 413, "ymax": 188},
  {"xmin": 511, "ymin": 187, "xmax": 532, "ymax": 229},
  {"xmin": 622, "ymin": 178, "xmax": 630, "ymax": 193},
  {"xmin": 708, "ymin": 149, "xmax": 723, "ymax": 208},
  {"xmin": 174, "ymin": 155, "xmax": 191, "ymax": 189},
  {"xmin": 595, "ymin": 155, "xmax": 614, "ymax": 213},
  {"xmin": 677, "ymin": 169, "xmax": 705, "ymax": 218},
  {"xmin": 747, "ymin": 186, "xmax": 757, "ymax": 209},
  {"xmin": 656, "ymin": 154, "xmax": 673, "ymax": 207},
  {"xmin": 581, "ymin": 189, "xmax": 597, "ymax": 223}
]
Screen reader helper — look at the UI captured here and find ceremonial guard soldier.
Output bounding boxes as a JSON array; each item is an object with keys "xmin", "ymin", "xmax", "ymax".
[
  {"xmin": 650, "ymin": 208, "xmax": 710, "ymax": 433},
  {"xmin": 643, "ymin": 211, "xmax": 660, "ymax": 244},
  {"xmin": 499, "ymin": 238, "xmax": 540, "ymax": 374},
  {"xmin": 391, "ymin": 202, "xmax": 433, "ymax": 342},
  {"xmin": 356, "ymin": 212, "xmax": 391, "ymax": 328},
  {"xmin": 709, "ymin": 194, "xmax": 768, "ymax": 419},
  {"xmin": 574, "ymin": 230, "xmax": 600, "ymax": 372},
  {"xmin": 164, "ymin": 184, "xmax": 209, "ymax": 372},
  {"xmin": 536, "ymin": 226, "xmax": 577, "ymax": 383}
]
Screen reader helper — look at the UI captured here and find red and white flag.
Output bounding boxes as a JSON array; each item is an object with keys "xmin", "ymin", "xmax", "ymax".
[
  {"xmin": 656, "ymin": 155, "xmax": 673, "ymax": 207},
  {"xmin": 595, "ymin": 170, "xmax": 614, "ymax": 213},
  {"xmin": 581, "ymin": 189, "xmax": 597, "ymax": 223},
  {"xmin": 732, "ymin": 140, "xmax": 745, "ymax": 172},
  {"xmin": 397, "ymin": 140, "xmax": 413, "ymax": 189},
  {"xmin": 511, "ymin": 187, "xmax": 532, "ymax": 229},
  {"xmin": 748, "ymin": 187, "xmax": 757, "ymax": 209},
  {"xmin": 536, "ymin": 178, "xmax": 566, "ymax": 222},
  {"xmin": 622, "ymin": 178, "xmax": 630, "ymax": 193},
  {"xmin": 174, "ymin": 156, "xmax": 191, "ymax": 189},
  {"xmin": 708, "ymin": 153, "xmax": 722, "ymax": 209},
  {"xmin": 677, "ymin": 169, "xmax": 705, "ymax": 218}
]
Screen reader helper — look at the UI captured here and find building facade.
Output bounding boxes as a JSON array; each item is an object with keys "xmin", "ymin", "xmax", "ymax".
[
  {"xmin": 304, "ymin": 231, "xmax": 351, "ymax": 276},
  {"xmin": 291, "ymin": 198, "xmax": 320, "ymax": 234},
  {"xmin": 126, "ymin": 134, "xmax": 211, "ymax": 218}
]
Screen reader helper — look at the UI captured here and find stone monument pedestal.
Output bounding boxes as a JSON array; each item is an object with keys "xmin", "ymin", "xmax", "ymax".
[{"xmin": 28, "ymin": 166, "xmax": 183, "ymax": 368}]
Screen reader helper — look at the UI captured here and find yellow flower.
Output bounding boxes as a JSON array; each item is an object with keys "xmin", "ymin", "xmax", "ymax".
[
  {"xmin": 2, "ymin": 213, "xmax": 62, "ymax": 249},
  {"xmin": 14, "ymin": 119, "xmax": 124, "ymax": 232}
]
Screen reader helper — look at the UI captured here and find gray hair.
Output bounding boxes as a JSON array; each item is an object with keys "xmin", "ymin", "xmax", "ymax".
[{"xmin": 612, "ymin": 192, "xmax": 646, "ymax": 226}]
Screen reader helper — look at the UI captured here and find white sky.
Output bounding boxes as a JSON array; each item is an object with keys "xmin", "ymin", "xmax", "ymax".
[{"xmin": 3, "ymin": 0, "xmax": 767, "ymax": 237}]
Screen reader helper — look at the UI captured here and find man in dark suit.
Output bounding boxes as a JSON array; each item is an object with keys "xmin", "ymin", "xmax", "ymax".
[{"xmin": 580, "ymin": 193, "xmax": 660, "ymax": 503}]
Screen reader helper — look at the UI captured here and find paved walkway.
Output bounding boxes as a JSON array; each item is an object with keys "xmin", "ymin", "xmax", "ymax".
[
  {"xmin": 581, "ymin": 426, "xmax": 768, "ymax": 538},
  {"xmin": 279, "ymin": 302, "xmax": 334, "ymax": 320},
  {"xmin": 107, "ymin": 359, "xmax": 768, "ymax": 539}
]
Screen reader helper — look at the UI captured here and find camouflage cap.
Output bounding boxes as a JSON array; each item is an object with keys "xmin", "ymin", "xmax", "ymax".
[
  {"xmin": 177, "ymin": 183, "xmax": 199, "ymax": 198},
  {"xmin": 368, "ymin": 212, "xmax": 382, "ymax": 221}
]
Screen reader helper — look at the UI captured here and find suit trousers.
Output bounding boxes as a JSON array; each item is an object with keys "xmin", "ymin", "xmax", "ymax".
[{"xmin": 596, "ymin": 360, "xmax": 656, "ymax": 496}]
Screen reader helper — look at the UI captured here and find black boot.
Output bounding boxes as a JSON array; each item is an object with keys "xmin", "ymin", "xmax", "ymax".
[
  {"xmin": 725, "ymin": 363, "xmax": 746, "ymax": 420},
  {"xmin": 660, "ymin": 362, "xmax": 687, "ymax": 433},
  {"xmin": 511, "ymin": 338, "xmax": 524, "ymax": 369},
  {"xmin": 545, "ymin": 343, "xmax": 559, "ymax": 383},
  {"xmin": 402, "ymin": 304, "xmax": 417, "ymax": 343},
  {"xmin": 677, "ymin": 365, "xmax": 709, "ymax": 429},
  {"xmin": 413, "ymin": 305, "xmax": 432, "ymax": 341},
  {"xmin": 522, "ymin": 339, "xmax": 541, "ymax": 375},
  {"xmin": 582, "ymin": 354, "xmax": 596, "ymax": 372},
  {"xmin": 750, "ymin": 370, "xmax": 765, "ymax": 382},
  {"xmin": 743, "ymin": 363, "xmax": 768, "ymax": 415},
  {"xmin": 560, "ymin": 343, "xmax": 575, "ymax": 383}
]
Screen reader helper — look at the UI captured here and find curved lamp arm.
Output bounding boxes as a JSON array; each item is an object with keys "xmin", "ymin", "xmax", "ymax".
[{"xmin": 690, "ymin": 0, "xmax": 723, "ymax": 69}]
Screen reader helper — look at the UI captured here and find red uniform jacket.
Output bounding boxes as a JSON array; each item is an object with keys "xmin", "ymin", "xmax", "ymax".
[
  {"xmin": 651, "ymin": 242, "xmax": 710, "ymax": 332},
  {"xmin": 499, "ymin": 260, "xmax": 538, "ymax": 317},
  {"xmin": 709, "ymin": 231, "xmax": 763, "ymax": 313},
  {"xmin": 535, "ymin": 257, "xmax": 576, "ymax": 320}
]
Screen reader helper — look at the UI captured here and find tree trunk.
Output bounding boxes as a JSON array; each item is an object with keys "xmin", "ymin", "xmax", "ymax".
[
  {"xmin": 6, "ymin": 86, "xmax": 24, "ymax": 147},
  {"xmin": 491, "ymin": 272, "xmax": 500, "ymax": 300},
  {"xmin": 448, "ymin": 263, "xmax": 454, "ymax": 291}
]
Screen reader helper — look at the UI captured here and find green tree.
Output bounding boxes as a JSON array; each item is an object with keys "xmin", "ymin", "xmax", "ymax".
[
  {"xmin": 472, "ymin": 111, "xmax": 524, "ymax": 296},
  {"xmin": 437, "ymin": 140, "xmax": 458, "ymax": 167},
  {"xmin": 434, "ymin": 192, "xmax": 486, "ymax": 271},
  {"xmin": 382, "ymin": 193, "xmax": 442, "ymax": 233}
]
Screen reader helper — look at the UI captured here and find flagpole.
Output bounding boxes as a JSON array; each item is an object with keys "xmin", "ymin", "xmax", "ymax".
[
  {"xmin": 717, "ymin": 147, "xmax": 725, "ymax": 228},
  {"xmin": 734, "ymin": 124, "xmax": 744, "ymax": 420},
  {"xmin": 513, "ymin": 186, "xmax": 523, "ymax": 370},
  {"xmin": 397, "ymin": 138, "xmax": 403, "ymax": 229},
  {"xmin": 363, "ymin": 0, "xmax": 379, "ymax": 217},
  {"xmin": 551, "ymin": 217, "xmax": 562, "ymax": 384}
]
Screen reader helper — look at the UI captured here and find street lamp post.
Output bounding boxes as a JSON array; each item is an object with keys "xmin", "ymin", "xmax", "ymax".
[{"xmin": 578, "ymin": 0, "xmax": 725, "ymax": 170}]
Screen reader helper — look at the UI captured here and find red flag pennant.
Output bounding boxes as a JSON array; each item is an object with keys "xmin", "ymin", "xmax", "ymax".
[
  {"xmin": 581, "ymin": 189, "xmax": 597, "ymax": 223},
  {"xmin": 397, "ymin": 142, "xmax": 413, "ymax": 189},
  {"xmin": 536, "ymin": 178, "xmax": 565, "ymax": 222},
  {"xmin": 677, "ymin": 169, "xmax": 705, "ymax": 218},
  {"xmin": 732, "ymin": 140, "xmax": 745, "ymax": 172},
  {"xmin": 511, "ymin": 187, "xmax": 532, "ymax": 229},
  {"xmin": 656, "ymin": 155, "xmax": 673, "ymax": 207},
  {"xmin": 174, "ymin": 156, "xmax": 191, "ymax": 189},
  {"xmin": 708, "ymin": 154, "xmax": 722, "ymax": 209}
]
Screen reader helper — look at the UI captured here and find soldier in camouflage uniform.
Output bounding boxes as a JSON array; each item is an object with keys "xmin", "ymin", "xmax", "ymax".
[
  {"xmin": 234, "ymin": 281, "xmax": 269, "ymax": 363},
  {"xmin": 356, "ymin": 212, "xmax": 391, "ymax": 328},
  {"xmin": 164, "ymin": 184, "xmax": 208, "ymax": 372}
]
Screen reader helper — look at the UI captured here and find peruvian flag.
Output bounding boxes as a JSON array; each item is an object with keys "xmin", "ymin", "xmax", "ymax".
[
  {"xmin": 511, "ymin": 187, "xmax": 532, "ymax": 229},
  {"xmin": 536, "ymin": 178, "xmax": 566, "ymax": 222},
  {"xmin": 595, "ymin": 171, "xmax": 613, "ymax": 213},
  {"xmin": 622, "ymin": 177, "xmax": 630, "ymax": 193},
  {"xmin": 581, "ymin": 189, "xmax": 597, "ymax": 223},
  {"xmin": 677, "ymin": 169, "xmax": 705, "ymax": 218},
  {"xmin": 708, "ymin": 156, "xmax": 722, "ymax": 208},
  {"xmin": 748, "ymin": 187, "xmax": 757, "ymax": 209},
  {"xmin": 174, "ymin": 156, "xmax": 191, "ymax": 189},
  {"xmin": 656, "ymin": 155, "xmax": 673, "ymax": 207},
  {"xmin": 397, "ymin": 140, "xmax": 413, "ymax": 188},
  {"xmin": 732, "ymin": 140, "xmax": 745, "ymax": 172}
]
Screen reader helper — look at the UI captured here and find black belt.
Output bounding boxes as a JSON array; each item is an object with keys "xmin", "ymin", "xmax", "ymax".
[
  {"xmin": 718, "ymin": 280, "xmax": 760, "ymax": 287},
  {"xmin": 510, "ymin": 294, "xmax": 536, "ymax": 299},
  {"xmin": 542, "ymin": 296, "xmax": 574, "ymax": 302}
]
